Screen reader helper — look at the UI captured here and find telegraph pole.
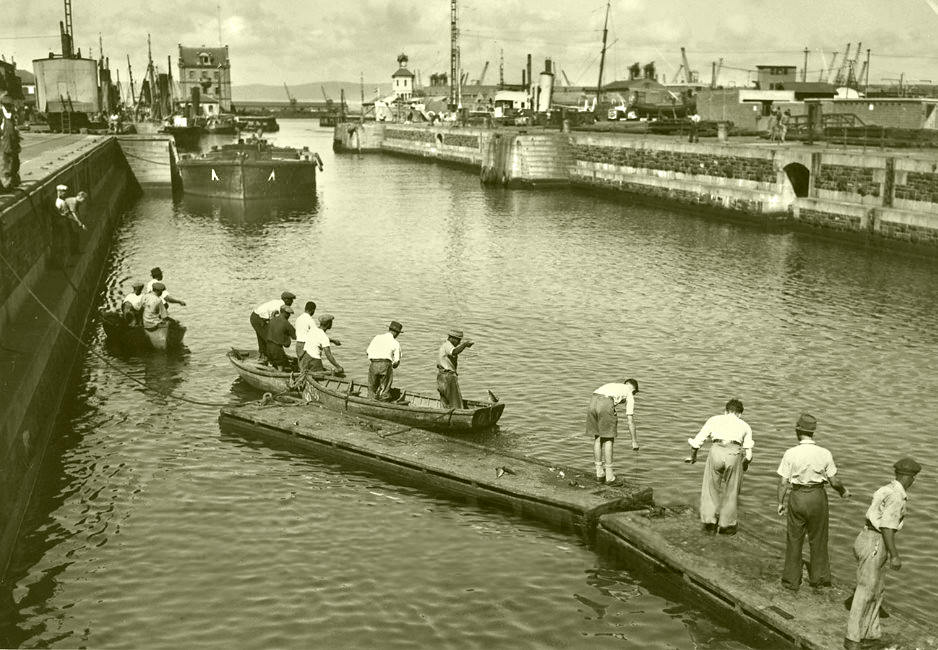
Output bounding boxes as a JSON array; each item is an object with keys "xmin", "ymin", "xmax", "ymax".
[
  {"xmin": 450, "ymin": 0, "xmax": 459, "ymax": 110},
  {"xmin": 803, "ymin": 47, "xmax": 808, "ymax": 82}
]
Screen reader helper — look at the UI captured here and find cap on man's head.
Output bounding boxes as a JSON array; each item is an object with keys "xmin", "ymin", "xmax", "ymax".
[
  {"xmin": 318, "ymin": 312, "xmax": 334, "ymax": 324},
  {"xmin": 132, "ymin": 280, "xmax": 145, "ymax": 288},
  {"xmin": 281, "ymin": 290, "xmax": 296, "ymax": 301},
  {"xmin": 894, "ymin": 457, "xmax": 922, "ymax": 476},
  {"xmin": 56, "ymin": 184, "xmax": 68, "ymax": 191},
  {"xmin": 795, "ymin": 413, "xmax": 817, "ymax": 434},
  {"xmin": 151, "ymin": 281, "xmax": 166, "ymax": 292},
  {"xmin": 150, "ymin": 266, "xmax": 162, "ymax": 276},
  {"xmin": 389, "ymin": 320, "xmax": 403, "ymax": 333},
  {"xmin": 0, "ymin": 93, "xmax": 13, "ymax": 105},
  {"xmin": 448, "ymin": 328, "xmax": 464, "ymax": 339},
  {"xmin": 280, "ymin": 304, "xmax": 294, "ymax": 314}
]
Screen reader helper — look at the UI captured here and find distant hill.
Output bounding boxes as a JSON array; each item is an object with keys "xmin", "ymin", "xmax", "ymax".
[{"xmin": 233, "ymin": 81, "xmax": 393, "ymax": 102}]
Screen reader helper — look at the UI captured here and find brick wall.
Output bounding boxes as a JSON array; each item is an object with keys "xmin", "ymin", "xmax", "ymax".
[{"xmin": 571, "ymin": 144, "xmax": 776, "ymax": 183}]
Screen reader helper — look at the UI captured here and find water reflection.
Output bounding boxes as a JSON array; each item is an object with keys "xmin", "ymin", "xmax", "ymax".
[{"xmin": 178, "ymin": 194, "xmax": 318, "ymax": 229}]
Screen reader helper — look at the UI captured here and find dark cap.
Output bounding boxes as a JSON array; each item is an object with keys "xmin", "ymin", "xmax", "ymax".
[
  {"xmin": 132, "ymin": 280, "xmax": 145, "ymax": 288},
  {"xmin": 150, "ymin": 266, "xmax": 162, "ymax": 276},
  {"xmin": 894, "ymin": 457, "xmax": 922, "ymax": 476},
  {"xmin": 151, "ymin": 281, "xmax": 166, "ymax": 292},
  {"xmin": 389, "ymin": 320, "xmax": 403, "ymax": 333},
  {"xmin": 795, "ymin": 413, "xmax": 817, "ymax": 434},
  {"xmin": 281, "ymin": 291, "xmax": 296, "ymax": 301}
]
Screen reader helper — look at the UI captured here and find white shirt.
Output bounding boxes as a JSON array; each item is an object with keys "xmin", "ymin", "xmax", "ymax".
[
  {"xmin": 304, "ymin": 326, "xmax": 331, "ymax": 359},
  {"xmin": 437, "ymin": 340, "xmax": 458, "ymax": 372},
  {"xmin": 253, "ymin": 298, "xmax": 283, "ymax": 319},
  {"xmin": 776, "ymin": 439, "xmax": 837, "ymax": 485},
  {"xmin": 366, "ymin": 332, "xmax": 401, "ymax": 363},
  {"xmin": 55, "ymin": 196, "xmax": 68, "ymax": 216},
  {"xmin": 294, "ymin": 312, "xmax": 316, "ymax": 343},
  {"xmin": 146, "ymin": 278, "xmax": 171, "ymax": 305},
  {"xmin": 123, "ymin": 292, "xmax": 145, "ymax": 310},
  {"xmin": 866, "ymin": 480, "xmax": 908, "ymax": 531},
  {"xmin": 593, "ymin": 383, "xmax": 635, "ymax": 415},
  {"xmin": 688, "ymin": 412, "xmax": 754, "ymax": 461}
]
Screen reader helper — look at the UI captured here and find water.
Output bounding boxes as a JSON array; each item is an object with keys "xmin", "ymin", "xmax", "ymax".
[{"xmin": 3, "ymin": 120, "xmax": 938, "ymax": 646}]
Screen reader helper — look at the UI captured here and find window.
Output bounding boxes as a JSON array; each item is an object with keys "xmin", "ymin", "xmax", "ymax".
[
  {"xmin": 200, "ymin": 53, "xmax": 211, "ymax": 65},
  {"xmin": 189, "ymin": 70, "xmax": 195, "ymax": 79}
]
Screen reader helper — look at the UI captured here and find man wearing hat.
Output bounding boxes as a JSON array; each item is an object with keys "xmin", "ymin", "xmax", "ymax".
[
  {"xmin": 366, "ymin": 321, "xmax": 403, "ymax": 401},
  {"xmin": 250, "ymin": 291, "xmax": 296, "ymax": 364},
  {"xmin": 436, "ymin": 329, "xmax": 474, "ymax": 409},
  {"xmin": 145, "ymin": 267, "xmax": 186, "ymax": 309},
  {"xmin": 55, "ymin": 184, "xmax": 86, "ymax": 255},
  {"xmin": 265, "ymin": 304, "xmax": 296, "ymax": 371},
  {"xmin": 776, "ymin": 413, "xmax": 851, "ymax": 591},
  {"xmin": 121, "ymin": 281, "xmax": 147, "ymax": 326},
  {"xmin": 0, "ymin": 92, "xmax": 21, "ymax": 193},
  {"xmin": 298, "ymin": 313, "xmax": 344, "ymax": 375},
  {"xmin": 844, "ymin": 457, "xmax": 922, "ymax": 650},
  {"xmin": 142, "ymin": 282, "xmax": 169, "ymax": 329}
]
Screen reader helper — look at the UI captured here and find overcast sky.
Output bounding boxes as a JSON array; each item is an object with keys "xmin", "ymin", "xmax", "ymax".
[{"xmin": 5, "ymin": 0, "xmax": 938, "ymax": 89}]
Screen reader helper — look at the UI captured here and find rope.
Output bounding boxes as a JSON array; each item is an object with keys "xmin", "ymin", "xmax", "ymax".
[
  {"xmin": 119, "ymin": 150, "xmax": 173, "ymax": 166},
  {"xmin": 0, "ymin": 248, "xmax": 231, "ymax": 408}
]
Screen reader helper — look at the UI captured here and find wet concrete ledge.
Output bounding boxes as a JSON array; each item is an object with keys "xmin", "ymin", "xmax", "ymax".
[
  {"xmin": 0, "ymin": 135, "xmax": 141, "ymax": 580},
  {"xmin": 221, "ymin": 400, "xmax": 938, "ymax": 648}
]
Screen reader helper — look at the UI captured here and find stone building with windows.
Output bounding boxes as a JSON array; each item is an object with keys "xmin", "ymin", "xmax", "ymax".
[
  {"xmin": 177, "ymin": 45, "xmax": 231, "ymax": 112},
  {"xmin": 392, "ymin": 53, "xmax": 415, "ymax": 100}
]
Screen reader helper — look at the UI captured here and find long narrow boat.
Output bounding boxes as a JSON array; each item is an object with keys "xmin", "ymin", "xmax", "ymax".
[
  {"xmin": 300, "ymin": 374, "xmax": 506, "ymax": 433},
  {"xmin": 227, "ymin": 348, "xmax": 296, "ymax": 393},
  {"xmin": 99, "ymin": 309, "xmax": 187, "ymax": 351}
]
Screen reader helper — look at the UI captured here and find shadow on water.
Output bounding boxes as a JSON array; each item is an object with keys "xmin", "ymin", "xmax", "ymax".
[{"xmin": 175, "ymin": 194, "xmax": 319, "ymax": 231}]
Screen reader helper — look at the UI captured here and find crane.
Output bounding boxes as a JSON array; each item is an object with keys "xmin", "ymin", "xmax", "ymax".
[
  {"xmin": 475, "ymin": 61, "xmax": 489, "ymax": 85},
  {"xmin": 834, "ymin": 43, "xmax": 852, "ymax": 86},
  {"xmin": 680, "ymin": 46, "xmax": 693, "ymax": 84},
  {"xmin": 561, "ymin": 69, "xmax": 572, "ymax": 87},
  {"xmin": 710, "ymin": 57, "xmax": 723, "ymax": 88},
  {"xmin": 283, "ymin": 82, "xmax": 296, "ymax": 107},
  {"xmin": 825, "ymin": 51, "xmax": 839, "ymax": 83}
]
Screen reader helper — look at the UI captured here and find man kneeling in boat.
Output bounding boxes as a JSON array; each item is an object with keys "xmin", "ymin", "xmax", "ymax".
[
  {"xmin": 122, "ymin": 281, "xmax": 146, "ymax": 326},
  {"xmin": 265, "ymin": 304, "xmax": 296, "ymax": 371},
  {"xmin": 142, "ymin": 282, "xmax": 171, "ymax": 330},
  {"xmin": 437, "ymin": 328, "xmax": 474, "ymax": 409},
  {"xmin": 298, "ymin": 313, "xmax": 344, "ymax": 376}
]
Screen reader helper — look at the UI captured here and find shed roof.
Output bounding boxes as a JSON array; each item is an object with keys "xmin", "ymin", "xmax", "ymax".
[
  {"xmin": 392, "ymin": 67, "xmax": 415, "ymax": 78},
  {"xmin": 178, "ymin": 45, "xmax": 229, "ymax": 67}
]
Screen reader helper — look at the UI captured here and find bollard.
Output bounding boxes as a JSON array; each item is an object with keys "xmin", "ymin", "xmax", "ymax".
[{"xmin": 717, "ymin": 121, "xmax": 728, "ymax": 142}]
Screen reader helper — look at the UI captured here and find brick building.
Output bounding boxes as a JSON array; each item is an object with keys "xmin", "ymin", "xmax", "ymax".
[{"xmin": 177, "ymin": 45, "xmax": 231, "ymax": 112}]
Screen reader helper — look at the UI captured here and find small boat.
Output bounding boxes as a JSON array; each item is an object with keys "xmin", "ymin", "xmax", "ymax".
[
  {"xmin": 235, "ymin": 114, "xmax": 280, "ymax": 133},
  {"xmin": 99, "ymin": 309, "xmax": 187, "ymax": 351},
  {"xmin": 301, "ymin": 373, "xmax": 506, "ymax": 433},
  {"xmin": 227, "ymin": 348, "xmax": 297, "ymax": 393},
  {"xmin": 203, "ymin": 114, "xmax": 238, "ymax": 135},
  {"xmin": 178, "ymin": 138, "xmax": 321, "ymax": 199}
]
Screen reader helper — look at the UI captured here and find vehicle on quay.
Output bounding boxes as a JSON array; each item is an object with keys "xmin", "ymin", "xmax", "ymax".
[{"xmin": 177, "ymin": 138, "xmax": 322, "ymax": 199}]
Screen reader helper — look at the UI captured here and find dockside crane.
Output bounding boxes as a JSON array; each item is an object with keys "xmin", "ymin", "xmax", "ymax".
[
  {"xmin": 680, "ymin": 47, "xmax": 696, "ymax": 84},
  {"xmin": 561, "ymin": 69, "xmax": 573, "ymax": 87},
  {"xmin": 834, "ymin": 43, "xmax": 852, "ymax": 86},
  {"xmin": 127, "ymin": 54, "xmax": 136, "ymax": 108},
  {"xmin": 284, "ymin": 82, "xmax": 297, "ymax": 107},
  {"xmin": 474, "ymin": 61, "xmax": 489, "ymax": 85}
]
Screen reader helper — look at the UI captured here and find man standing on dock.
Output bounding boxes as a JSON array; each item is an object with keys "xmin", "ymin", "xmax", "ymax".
[
  {"xmin": 250, "ymin": 291, "xmax": 296, "ymax": 364},
  {"xmin": 586, "ymin": 379, "xmax": 640, "ymax": 485},
  {"xmin": 844, "ymin": 457, "xmax": 922, "ymax": 650},
  {"xmin": 265, "ymin": 304, "xmax": 296, "ymax": 371},
  {"xmin": 366, "ymin": 321, "xmax": 402, "ymax": 401},
  {"xmin": 0, "ymin": 93, "xmax": 21, "ymax": 193},
  {"xmin": 776, "ymin": 413, "xmax": 850, "ymax": 591},
  {"xmin": 436, "ymin": 329, "xmax": 474, "ymax": 409},
  {"xmin": 685, "ymin": 398, "xmax": 754, "ymax": 535}
]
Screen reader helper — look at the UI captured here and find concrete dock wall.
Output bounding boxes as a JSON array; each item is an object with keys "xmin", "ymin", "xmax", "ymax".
[
  {"xmin": 116, "ymin": 135, "xmax": 179, "ymax": 187},
  {"xmin": 0, "ymin": 137, "xmax": 140, "ymax": 578},
  {"xmin": 335, "ymin": 121, "xmax": 938, "ymax": 250}
]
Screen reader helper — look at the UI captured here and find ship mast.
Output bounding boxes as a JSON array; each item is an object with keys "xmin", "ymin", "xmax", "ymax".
[
  {"xmin": 595, "ymin": 0, "xmax": 610, "ymax": 108},
  {"xmin": 449, "ymin": 0, "xmax": 459, "ymax": 110}
]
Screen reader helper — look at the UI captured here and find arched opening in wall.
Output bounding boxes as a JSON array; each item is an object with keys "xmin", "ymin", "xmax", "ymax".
[
  {"xmin": 436, "ymin": 133, "xmax": 444, "ymax": 145},
  {"xmin": 784, "ymin": 162, "xmax": 810, "ymax": 198}
]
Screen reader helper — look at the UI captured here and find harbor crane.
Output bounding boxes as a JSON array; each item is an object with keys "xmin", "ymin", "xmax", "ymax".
[
  {"xmin": 834, "ymin": 43, "xmax": 851, "ymax": 86},
  {"xmin": 474, "ymin": 61, "xmax": 489, "ymax": 85},
  {"xmin": 283, "ymin": 82, "xmax": 297, "ymax": 107},
  {"xmin": 561, "ymin": 69, "xmax": 573, "ymax": 87}
]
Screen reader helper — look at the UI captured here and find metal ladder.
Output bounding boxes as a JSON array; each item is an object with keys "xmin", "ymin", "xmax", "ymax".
[{"xmin": 59, "ymin": 93, "xmax": 75, "ymax": 133}]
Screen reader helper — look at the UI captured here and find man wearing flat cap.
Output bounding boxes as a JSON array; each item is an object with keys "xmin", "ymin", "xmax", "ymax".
[
  {"xmin": 250, "ymin": 291, "xmax": 296, "ymax": 364},
  {"xmin": 121, "ymin": 281, "xmax": 147, "ymax": 326},
  {"xmin": 142, "ymin": 282, "xmax": 169, "ymax": 329},
  {"xmin": 776, "ymin": 413, "xmax": 850, "ymax": 591},
  {"xmin": 366, "ymin": 321, "xmax": 402, "ymax": 401},
  {"xmin": 298, "ymin": 312, "xmax": 344, "ymax": 375},
  {"xmin": 844, "ymin": 457, "xmax": 922, "ymax": 650},
  {"xmin": 0, "ymin": 92, "xmax": 21, "ymax": 193},
  {"xmin": 265, "ymin": 304, "xmax": 296, "ymax": 371},
  {"xmin": 436, "ymin": 329, "xmax": 474, "ymax": 409},
  {"xmin": 146, "ymin": 267, "xmax": 186, "ymax": 309}
]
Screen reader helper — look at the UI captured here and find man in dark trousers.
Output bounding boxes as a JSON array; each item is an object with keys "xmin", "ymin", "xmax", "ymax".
[
  {"xmin": 265, "ymin": 304, "xmax": 295, "ymax": 371},
  {"xmin": 250, "ymin": 291, "xmax": 295, "ymax": 363},
  {"xmin": 436, "ymin": 328, "xmax": 474, "ymax": 409},
  {"xmin": 0, "ymin": 93, "xmax": 21, "ymax": 193},
  {"xmin": 776, "ymin": 413, "xmax": 850, "ymax": 591},
  {"xmin": 844, "ymin": 457, "xmax": 922, "ymax": 650}
]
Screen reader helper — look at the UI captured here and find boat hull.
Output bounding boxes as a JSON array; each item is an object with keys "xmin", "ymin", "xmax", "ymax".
[
  {"xmin": 301, "ymin": 375, "xmax": 505, "ymax": 433},
  {"xmin": 179, "ymin": 158, "xmax": 316, "ymax": 199},
  {"xmin": 227, "ymin": 349, "xmax": 295, "ymax": 393},
  {"xmin": 100, "ymin": 309, "xmax": 186, "ymax": 352},
  {"xmin": 144, "ymin": 319, "xmax": 187, "ymax": 350}
]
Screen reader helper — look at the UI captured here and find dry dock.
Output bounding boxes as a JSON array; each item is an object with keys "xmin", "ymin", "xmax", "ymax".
[{"xmin": 222, "ymin": 399, "xmax": 938, "ymax": 649}]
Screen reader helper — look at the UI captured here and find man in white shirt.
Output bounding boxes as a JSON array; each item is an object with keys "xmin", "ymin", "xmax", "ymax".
[
  {"xmin": 366, "ymin": 320, "xmax": 402, "ymax": 401},
  {"xmin": 121, "ymin": 281, "xmax": 146, "ymax": 326},
  {"xmin": 686, "ymin": 398, "xmax": 754, "ymax": 535},
  {"xmin": 294, "ymin": 301, "xmax": 318, "ymax": 362},
  {"xmin": 436, "ymin": 328, "xmax": 474, "ymax": 409},
  {"xmin": 844, "ymin": 457, "xmax": 921, "ymax": 650},
  {"xmin": 142, "ymin": 282, "xmax": 168, "ymax": 329},
  {"xmin": 145, "ymin": 267, "xmax": 186, "ymax": 309},
  {"xmin": 250, "ymin": 290, "xmax": 295, "ymax": 363},
  {"xmin": 299, "ymin": 313, "xmax": 344, "ymax": 375},
  {"xmin": 586, "ymin": 379, "xmax": 640, "ymax": 485},
  {"xmin": 776, "ymin": 413, "xmax": 850, "ymax": 591},
  {"xmin": 55, "ymin": 184, "xmax": 86, "ymax": 254}
]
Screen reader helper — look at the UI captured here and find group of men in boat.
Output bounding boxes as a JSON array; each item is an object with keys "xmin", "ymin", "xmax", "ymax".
[
  {"xmin": 120, "ymin": 267, "xmax": 186, "ymax": 330},
  {"xmin": 592, "ymin": 382, "xmax": 923, "ymax": 648},
  {"xmin": 249, "ymin": 291, "xmax": 474, "ymax": 408}
]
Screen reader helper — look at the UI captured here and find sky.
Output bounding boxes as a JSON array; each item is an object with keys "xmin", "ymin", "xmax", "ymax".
[{"xmin": 4, "ymin": 0, "xmax": 938, "ymax": 91}]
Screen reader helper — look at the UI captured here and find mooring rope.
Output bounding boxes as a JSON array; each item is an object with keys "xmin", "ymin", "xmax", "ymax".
[{"xmin": 0, "ymin": 248, "xmax": 232, "ymax": 408}]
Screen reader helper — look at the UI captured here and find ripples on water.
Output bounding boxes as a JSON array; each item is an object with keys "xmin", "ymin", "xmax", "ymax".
[{"xmin": 3, "ymin": 121, "xmax": 938, "ymax": 646}]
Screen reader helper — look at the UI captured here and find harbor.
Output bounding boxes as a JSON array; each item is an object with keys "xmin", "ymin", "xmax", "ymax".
[{"xmin": 3, "ymin": 0, "xmax": 938, "ymax": 647}]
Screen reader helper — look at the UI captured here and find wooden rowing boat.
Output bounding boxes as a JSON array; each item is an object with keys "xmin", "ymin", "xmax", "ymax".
[
  {"xmin": 99, "ymin": 309, "xmax": 187, "ymax": 351},
  {"xmin": 227, "ymin": 348, "xmax": 296, "ymax": 393},
  {"xmin": 300, "ymin": 374, "xmax": 506, "ymax": 433}
]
